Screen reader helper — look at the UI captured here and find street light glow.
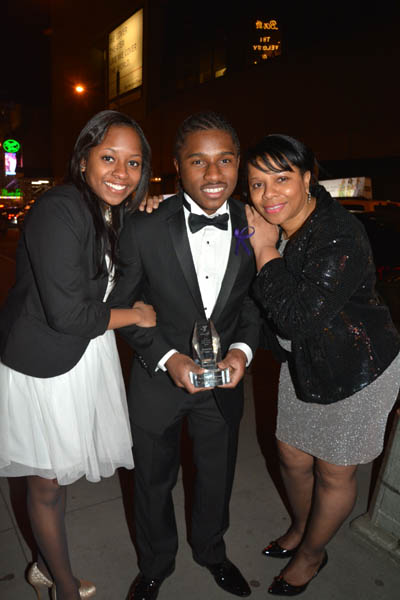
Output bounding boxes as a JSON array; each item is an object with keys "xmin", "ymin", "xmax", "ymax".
[{"xmin": 75, "ymin": 84, "xmax": 85, "ymax": 94}]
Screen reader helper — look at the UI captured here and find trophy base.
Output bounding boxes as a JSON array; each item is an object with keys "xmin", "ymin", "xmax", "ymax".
[{"xmin": 190, "ymin": 367, "xmax": 230, "ymax": 388}]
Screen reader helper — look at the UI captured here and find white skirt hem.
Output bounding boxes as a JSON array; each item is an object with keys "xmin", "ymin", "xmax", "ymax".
[{"xmin": 0, "ymin": 329, "xmax": 134, "ymax": 485}]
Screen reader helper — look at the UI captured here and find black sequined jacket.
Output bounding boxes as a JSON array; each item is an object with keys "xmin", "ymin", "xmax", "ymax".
[{"xmin": 252, "ymin": 184, "xmax": 400, "ymax": 404}]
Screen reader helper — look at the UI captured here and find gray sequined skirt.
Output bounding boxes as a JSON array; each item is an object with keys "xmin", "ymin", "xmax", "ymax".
[{"xmin": 276, "ymin": 351, "xmax": 400, "ymax": 466}]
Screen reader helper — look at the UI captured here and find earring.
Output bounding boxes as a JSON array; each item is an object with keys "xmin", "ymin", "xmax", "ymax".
[{"xmin": 307, "ymin": 191, "xmax": 311, "ymax": 204}]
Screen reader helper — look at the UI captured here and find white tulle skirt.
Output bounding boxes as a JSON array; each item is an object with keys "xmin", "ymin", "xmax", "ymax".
[{"xmin": 0, "ymin": 329, "xmax": 134, "ymax": 485}]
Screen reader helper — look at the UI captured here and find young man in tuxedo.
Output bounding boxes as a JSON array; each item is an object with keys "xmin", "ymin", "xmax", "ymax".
[{"xmin": 110, "ymin": 112, "xmax": 260, "ymax": 599}]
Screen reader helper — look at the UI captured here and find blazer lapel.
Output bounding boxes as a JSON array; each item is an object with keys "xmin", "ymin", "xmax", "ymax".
[
  {"xmin": 167, "ymin": 196, "xmax": 205, "ymax": 315},
  {"xmin": 211, "ymin": 200, "xmax": 246, "ymax": 323}
]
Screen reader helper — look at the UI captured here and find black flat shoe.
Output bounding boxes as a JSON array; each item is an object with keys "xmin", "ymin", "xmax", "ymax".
[
  {"xmin": 126, "ymin": 574, "xmax": 163, "ymax": 600},
  {"xmin": 268, "ymin": 552, "xmax": 328, "ymax": 596},
  {"xmin": 262, "ymin": 540, "xmax": 299, "ymax": 558},
  {"xmin": 206, "ymin": 559, "xmax": 251, "ymax": 597}
]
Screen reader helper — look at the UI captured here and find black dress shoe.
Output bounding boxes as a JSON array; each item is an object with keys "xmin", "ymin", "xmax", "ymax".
[
  {"xmin": 268, "ymin": 551, "xmax": 328, "ymax": 596},
  {"xmin": 262, "ymin": 540, "xmax": 299, "ymax": 559},
  {"xmin": 126, "ymin": 574, "xmax": 163, "ymax": 600},
  {"xmin": 206, "ymin": 559, "xmax": 251, "ymax": 597}
]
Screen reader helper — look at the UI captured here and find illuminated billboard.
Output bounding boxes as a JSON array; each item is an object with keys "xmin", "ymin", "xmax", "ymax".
[
  {"xmin": 251, "ymin": 19, "xmax": 282, "ymax": 64},
  {"xmin": 5, "ymin": 153, "xmax": 17, "ymax": 175},
  {"xmin": 320, "ymin": 177, "xmax": 373, "ymax": 199},
  {"xmin": 109, "ymin": 9, "xmax": 143, "ymax": 98}
]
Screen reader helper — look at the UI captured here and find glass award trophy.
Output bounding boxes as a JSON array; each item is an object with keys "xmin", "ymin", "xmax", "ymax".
[{"xmin": 189, "ymin": 319, "xmax": 230, "ymax": 388}]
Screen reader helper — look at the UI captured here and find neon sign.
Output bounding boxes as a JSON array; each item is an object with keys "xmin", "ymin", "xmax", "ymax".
[
  {"xmin": 5, "ymin": 153, "xmax": 17, "ymax": 175},
  {"xmin": 3, "ymin": 139, "xmax": 21, "ymax": 153},
  {"xmin": 1, "ymin": 188, "xmax": 22, "ymax": 196},
  {"xmin": 255, "ymin": 20, "xmax": 279, "ymax": 30},
  {"xmin": 251, "ymin": 19, "xmax": 282, "ymax": 63}
]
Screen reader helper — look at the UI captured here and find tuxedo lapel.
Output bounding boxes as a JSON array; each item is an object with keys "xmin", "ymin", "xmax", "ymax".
[
  {"xmin": 167, "ymin": 199, "xmax": 205, "ymax": 315},
  {"xmin": 211, "ymin": 200, "xmax": 247, "ymax": 323}
]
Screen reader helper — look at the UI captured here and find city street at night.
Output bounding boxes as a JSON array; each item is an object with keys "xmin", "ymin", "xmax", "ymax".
[{"xmin": 1, "ymin": 2, "xmax": 400, "ymax": 597}]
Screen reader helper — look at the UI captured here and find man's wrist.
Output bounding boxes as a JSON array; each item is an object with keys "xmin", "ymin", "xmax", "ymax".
[
  {"xmin": 229, "ymin": 343, "xmax": 252, "ymax": 366},
  {"xmin": 157, "ymin": 349, "xmax": 178, "ymax": 372}
]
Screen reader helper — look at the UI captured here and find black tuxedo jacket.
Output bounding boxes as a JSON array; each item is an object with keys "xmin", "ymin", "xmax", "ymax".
[
  {"xmin": 109, "ymin": 193, "xmax": 260, "ymax": 435},
  {"xmin": 0, "ymin": 184, "xmax": 110, "ymax": 377}
]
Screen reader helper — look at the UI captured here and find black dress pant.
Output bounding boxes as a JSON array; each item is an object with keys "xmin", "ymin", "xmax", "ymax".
[{"xmin": 131, "ymin": 391, "xmax": 239, "ymax": 580}]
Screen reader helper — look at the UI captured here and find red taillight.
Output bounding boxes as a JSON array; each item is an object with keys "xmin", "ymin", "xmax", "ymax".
[{"xmin": 377, "ymin": 266, "xmax": 400, "ymax": 281}]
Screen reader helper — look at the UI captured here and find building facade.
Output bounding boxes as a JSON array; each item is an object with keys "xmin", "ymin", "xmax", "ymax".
[{"xmin": 50, "ymin": 1, "xmax": 400, "ymax": 200}]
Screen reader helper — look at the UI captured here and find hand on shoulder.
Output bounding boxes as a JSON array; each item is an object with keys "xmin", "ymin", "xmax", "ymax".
[{"xmin": 138, "ymin": 194, "xmax": 165, "ymax": 213}]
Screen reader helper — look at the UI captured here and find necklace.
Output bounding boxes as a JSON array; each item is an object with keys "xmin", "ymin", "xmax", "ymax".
[{"xmin": 104, "ymin": 206, "xmax": 112, "ymax": 224}]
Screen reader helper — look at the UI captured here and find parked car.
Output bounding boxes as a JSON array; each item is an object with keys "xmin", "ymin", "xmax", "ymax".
[
  {"xmin": 352, "ymin": 206, "xmax": 400, "ymax": 325},
  {"xmin": 339, "ymin": 198, "xmax": 395, "ymax": 213},
  {"xmin": 0, "ymin": 206, "xmax": 24, "ymax": 229}
]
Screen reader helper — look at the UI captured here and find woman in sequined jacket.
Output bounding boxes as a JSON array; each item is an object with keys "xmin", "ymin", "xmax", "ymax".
[{"xmin": 245, "ymin": 134, "xmax": 400, "ymax": 597}]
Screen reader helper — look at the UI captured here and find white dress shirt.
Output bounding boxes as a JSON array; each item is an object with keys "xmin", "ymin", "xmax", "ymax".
[{"xmin": 158, "ymin": 193, "xmax": 253, "ymax": 370}]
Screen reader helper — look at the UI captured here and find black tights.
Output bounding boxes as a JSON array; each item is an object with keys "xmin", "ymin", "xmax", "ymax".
[
  {"xmin": 27, "ymin": 476, "xmax": 80, "ymax": 600},
  {"xmin": 275, "ymin": 440, "xmax": 358, "ymax": 585}
]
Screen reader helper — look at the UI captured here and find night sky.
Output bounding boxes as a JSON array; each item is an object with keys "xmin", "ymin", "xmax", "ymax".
[{"xmin": 2, "ymin": 0, "xmax": 51, "ymax": 104}]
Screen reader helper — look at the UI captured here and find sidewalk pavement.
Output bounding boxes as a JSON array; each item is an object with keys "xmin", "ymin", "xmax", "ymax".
[{"xmin": 1, "ymin": 351, "xmax": 399, "ymax": 600}]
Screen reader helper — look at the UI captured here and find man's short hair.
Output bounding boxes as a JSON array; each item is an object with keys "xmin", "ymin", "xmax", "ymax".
[{"xmin": 174, "ymin": 111, "xmax": 240, "ymax": 159}]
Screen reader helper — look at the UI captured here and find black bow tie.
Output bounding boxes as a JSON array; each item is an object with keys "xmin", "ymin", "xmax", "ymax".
[
  {"xmin": 182, "ymin": 195, "xmax": 230, "ymax": 233},
  {"xmin": 188, "ymin": 212, "xmax": 229, "ymax": 233}
]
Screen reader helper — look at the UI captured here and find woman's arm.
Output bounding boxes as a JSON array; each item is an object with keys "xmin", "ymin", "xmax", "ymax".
[
  {"xmin": 251, "ymin": 219, "xmax": 372, "ymax": 340},
  {"xmin": 108, "ymin": 301, "xmax": 156, "ymax": 329}
]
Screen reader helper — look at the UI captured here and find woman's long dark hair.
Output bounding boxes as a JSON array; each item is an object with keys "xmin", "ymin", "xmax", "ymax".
[{"xmin": 68, "ymin": 110, "xmax": 151, "ymax": 278}]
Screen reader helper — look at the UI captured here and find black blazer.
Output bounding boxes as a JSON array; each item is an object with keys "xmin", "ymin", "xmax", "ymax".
[
  {"xmin": 108, "ymin": 192, "xmax": 260, "ymax": 435},
  {"xmin": 253, "ymin": 184, "xmax": 400, "ymax": 404},
  {"xmin": 0, "ymin": 184, "xmax": 110, "ymax": 377}
]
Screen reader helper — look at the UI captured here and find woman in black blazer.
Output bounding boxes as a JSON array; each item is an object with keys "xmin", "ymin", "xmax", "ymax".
[
  {"xmin": 0, "ymin": 111, "xmax": 156, "ymax": 599},
  {"xmin": 245, "ymin": 134, "xmax": 400, "ymax": 596}
]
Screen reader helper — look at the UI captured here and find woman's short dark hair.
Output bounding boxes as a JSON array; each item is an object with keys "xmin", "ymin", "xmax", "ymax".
[
  {"xmin": 174, "ymin": 111, "xmax": 240, "ymax": 159},
  {"xmin": 246, "ymin": 134, "xmax": 316, "ymax": 180},
  {"xmin": 67, "ymin": 110, "xmax": 152, "ymax": 278}
]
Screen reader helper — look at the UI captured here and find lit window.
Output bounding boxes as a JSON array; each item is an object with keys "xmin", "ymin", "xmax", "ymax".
[{"xmin": 215, "ymin": 67, "xmax": 227, "ymax": 78}]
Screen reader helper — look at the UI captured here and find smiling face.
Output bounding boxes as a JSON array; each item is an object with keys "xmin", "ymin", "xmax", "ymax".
[
  {"xmin": 82, "ymin": 124, "xmax": 143, "ymax": 207},
  {"xmin": 248, "ymin": 158, "xmax": 312, "ymax": 237},
  {"xmin": 174, "ymin": 129, "xmax": 240, "ymax": 214}
]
